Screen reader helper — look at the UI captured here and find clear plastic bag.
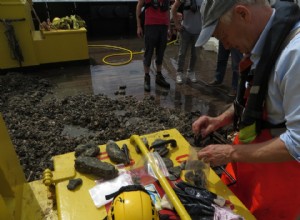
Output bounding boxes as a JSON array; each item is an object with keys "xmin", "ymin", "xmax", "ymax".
[
  {"xmin": 130, "ymin": 151, "xmax": 169, "ymax": 185},
  {"xmin": 89, "ymin": 168, "xmax": 133, "ymax": 208},
  {"xmin": 182, "ymin": 146, "xmax": 210, "ymax": 188},
  {"xmin": 146, "ymin": 151, "xmax": 170, "ymax": 179}
]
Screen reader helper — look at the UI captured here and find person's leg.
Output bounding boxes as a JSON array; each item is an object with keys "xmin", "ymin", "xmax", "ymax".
[
  {"xmin": 155, "ymin": 25, "xmax": 168, "ymax": 69},
  {"xmin": 143, "ymin": 26, "xmax": 156, "ymax": 68},
  {"xmin": 177, "ymin": 30, "xmax": 189, "ymax": 72},
  {"xmin": 155, "ymin": 25, "xmax": 170, "ymax": 88},
  {"xmin": 187, "ymin": 32, "xmax": 198, "ymax": 82},
  {"xmin": 230, "ymin": 48, "xmax": 243, "ymax": 91},
  {"xmin": 143, "ymin": 25, "xmax": 156, "ymax": 92},
  {"xmin": 176, "ymin": 29, "xmax": 189, "ymax": 84},
  {"xmin": 215, "ymin": 41, "xmax": 230, "ymax": 83},
  {"xmin": 208, "ymin": 42, "xmax": 230, "ymax": 86}
]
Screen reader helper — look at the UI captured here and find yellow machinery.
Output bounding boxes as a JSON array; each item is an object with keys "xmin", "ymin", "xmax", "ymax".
[
  {"xmin": 0, "ymin": 0, "xmax": 89, "ymax": 70},
  {"xmin": 0, "ymin": 114, "xmax": 57, "ymax": 220},
  {"xmin": 0, "ymin": 113, "xmax": 256, "ymax": 220}
]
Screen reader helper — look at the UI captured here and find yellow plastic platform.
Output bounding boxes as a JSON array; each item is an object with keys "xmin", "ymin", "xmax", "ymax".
[{"xmin": 51, "ymin": 129, "xmax": 256, "ymax": 220}]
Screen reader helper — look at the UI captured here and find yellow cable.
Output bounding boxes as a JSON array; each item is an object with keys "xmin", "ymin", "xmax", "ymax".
[
  {"xmin": 88, "ymin": 40, "xmax": 177, "ymax": 66},
  {"xmin": 88, "ymin": 44, "xmax": 135, "ymax": 66}
]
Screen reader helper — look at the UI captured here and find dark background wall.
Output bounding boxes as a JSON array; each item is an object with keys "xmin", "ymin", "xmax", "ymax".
[{"xmin": 32, "ymin": 2, "xmax": 138, "ymax": 39}]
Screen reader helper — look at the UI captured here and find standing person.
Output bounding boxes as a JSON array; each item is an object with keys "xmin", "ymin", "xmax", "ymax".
[
  {"xmin": 136, "ymin": 0, "xmax": 171, "ymax": 92},
  {"xmin": 171, "ymin": 0, "xmax": 203, "ymax": 84},
  {"xmin": 208, "ymin": 41, "xmax": 243, "ymax": 97},
  {"xmin": 193, "ymin": 0, "xmax": 300, "ymax": 219}
]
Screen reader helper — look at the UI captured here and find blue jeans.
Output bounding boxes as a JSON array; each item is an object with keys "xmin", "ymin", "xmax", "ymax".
[
  {"xmin": 177, "ymin": 29, "xmax": 199, "ymax": 73},
  {"xmin": 215, "ymin": 42, "xmax": 243, "ymax": 90}
]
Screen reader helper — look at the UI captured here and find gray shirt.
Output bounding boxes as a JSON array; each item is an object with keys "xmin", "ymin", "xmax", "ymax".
[{"xmin": 180, "ymin": 0, "xmax": 203, "ymax": 34}]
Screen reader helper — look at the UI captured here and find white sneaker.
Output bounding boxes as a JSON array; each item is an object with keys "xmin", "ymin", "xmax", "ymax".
[
  {"xmin": 187, "ymin": 71, "xmax": 197, "ymax": 83},
  {"xmin": 176, "ymin": 72, "xmax": 183, "ymax": 84}
]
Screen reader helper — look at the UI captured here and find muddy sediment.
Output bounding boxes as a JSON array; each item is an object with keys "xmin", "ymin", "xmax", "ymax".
[{"xmin": 0, "ymin": 72, "xmax": 202, "ymax": 181}]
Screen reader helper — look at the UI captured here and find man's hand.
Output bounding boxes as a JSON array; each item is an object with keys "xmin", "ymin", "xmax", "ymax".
[
  {"xmin": 175, "ymin": 23, "xmax": 184, "ymax": 32},
  {"xmin": 192, "ymin": 115, "xmax": 219, "ymax": 138},
  {"xmin": 137, "ymin": 26, "xmax": 143, "ymax": 38},
  {"xmin": 193, "ymin": 105, "xmax": 235, "ymax": 138},
  {"xmin": 197, "ymin": 144, "xmax": 235, "ymax": 167}
]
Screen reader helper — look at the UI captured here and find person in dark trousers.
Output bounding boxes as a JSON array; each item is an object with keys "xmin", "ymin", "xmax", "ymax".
[
  {"xmin": 136, "ymin": 0, "xmax": 171, "ymax": 92},
  {"xmin": 193, "ymin": 0, "xmax": 300, "ymax": 219},
  {"xmin": 208, "ymin": 41, "xmax": 243, "ymax": 97},
  {"xmin": 171, "ymin": 0, "xmax": 203, "ymax": 84}
]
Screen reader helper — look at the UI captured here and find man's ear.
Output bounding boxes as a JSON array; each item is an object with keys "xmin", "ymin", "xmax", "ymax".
[{"xmin": 234, "ymin": 5, "xmax": 251, "ymax": 22}]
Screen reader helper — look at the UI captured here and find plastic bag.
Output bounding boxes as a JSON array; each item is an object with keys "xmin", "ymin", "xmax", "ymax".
[
  {"xmin": 117, "ymin": 152, "xmax": 170, "ymax": 210},
  {"xmin": 183, "ymin": 146, "xmax": 210, "ymax": 188},
  {"xmin": 130, "ymin": 151, "xmax": 169, "ymax": 185},
  {"xmin": 145, "ymin": 183, "xmax": 163, "ymax": 211},
  {"xmin": 213, "ymin": 204, "xmax": 245, "ymax": 220},
  {"xmin": 146, "ymin": 151, "xmax": 170, "ymax": 179},
  {"xmin": 89, "ymin": 169, "xmax": 133, "ymax": 208}
]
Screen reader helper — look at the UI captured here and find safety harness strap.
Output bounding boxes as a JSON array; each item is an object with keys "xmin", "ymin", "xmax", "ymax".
[
  {"xmin": 183, "ymin": 0, "xmax": 199, "ymax": 12},
  {"xmin": 145, "ymin": 0, "xmax": 170, "ymax": 11}
]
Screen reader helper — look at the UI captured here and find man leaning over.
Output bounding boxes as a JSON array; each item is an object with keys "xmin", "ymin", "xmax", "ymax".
[{"xmin": 192, "ymin": 0, "xmax": 300, "ymax": 219}]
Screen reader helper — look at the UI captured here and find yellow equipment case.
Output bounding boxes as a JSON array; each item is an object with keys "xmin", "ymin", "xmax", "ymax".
[{"xmin": 0, "ymin": 113, "xmax": 256, "ymax": 220}]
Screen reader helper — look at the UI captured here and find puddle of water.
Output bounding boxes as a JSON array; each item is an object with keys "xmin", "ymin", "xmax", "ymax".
[
  {"xmin": 90, "ymin": 60, "xmax": 143, "ymax": 97},
  {"xmin": 39, "ymin": 39, "xmax": 234, "ymax": 117},
  {"xmin": 89, "ymin": 59, "xmax": 221, "ymax": 115},
  {"xmin": 62, "ymin": 124, "xmax": 95, "ymax": 138}
]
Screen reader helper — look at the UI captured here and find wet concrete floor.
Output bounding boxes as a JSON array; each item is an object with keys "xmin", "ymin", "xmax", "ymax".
[{"xmin": 39, "ymin": 37, "xmax": 235, "ymax": 117}]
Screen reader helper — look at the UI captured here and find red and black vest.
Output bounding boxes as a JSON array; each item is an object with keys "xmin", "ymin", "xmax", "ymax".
[{"xmin": 144, "ymin": 0, "xmax": 170, "ymax": 25}]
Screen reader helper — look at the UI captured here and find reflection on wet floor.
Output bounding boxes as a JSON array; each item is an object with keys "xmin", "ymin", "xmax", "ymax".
[
  {"xmin": 40, "ymin": 37, "xmax": 235, "ymax": 117},
  {"xmin": 62, "ymin": 124, "xmax": 94, "ymax": 138}
]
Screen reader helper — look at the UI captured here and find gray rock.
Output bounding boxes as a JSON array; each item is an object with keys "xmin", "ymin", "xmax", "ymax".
[
  {"xmin": 74, "ymin": 143, "xmax": 100, "ymax": 157},
  {"xmin": 75, "ymin": 156, "xmax": 118, "ymax": 180},
  {"xmin": 67, "ymin": 178, "xmax": 83, "ymax": 190},
  {"xmin": 168, "ymin": 166, "xmax": 182, "ymax": 178},
  {"xmin": 162, "ymin": 157, "xmax": 174, "ymax": 168},
  {"xmin": 106, "ymin": 140, "xmax": 127, "ymax": 164}
]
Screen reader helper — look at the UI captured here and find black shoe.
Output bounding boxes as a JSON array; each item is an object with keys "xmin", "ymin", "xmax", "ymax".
[
  {"xmin": 155, "ymin": 74, "xmax": 170, "ymax": 88},
  {"xmin": 228, "ymin": 89, "xmax": 237, "ymax": 97},
  {"xmin": 144, "ymin": 74, "xmax": 150, "ymax": 92},
  {"xmin": 207, "ymin": 80, "xmax": 222, "ymax": 87}
]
